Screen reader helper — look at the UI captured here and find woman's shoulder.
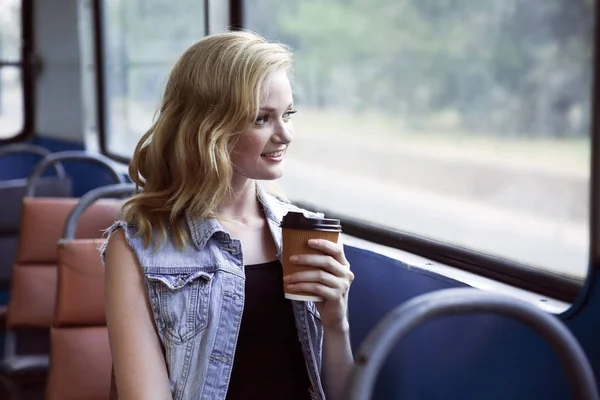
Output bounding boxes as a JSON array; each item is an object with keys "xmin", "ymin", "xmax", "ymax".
[
  {"xmin": 100, "ymin": 218, "xmax": 202, "ymax": 269},
  {"xmin": 99, "ymin": 220, "xmax": 169, "ymax": 264},
  {"xmin": 99, "ymin": 220, "xmax": 140, "ymax": 262},
  {"xmin": 103, "ymin": 220, "xmax": 142, "ymax": 246}
]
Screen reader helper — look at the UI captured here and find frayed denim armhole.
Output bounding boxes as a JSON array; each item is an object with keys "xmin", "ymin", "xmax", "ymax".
[{"xmin": 98, "ymin": 220, "xmax": 130, "ymax": 265}]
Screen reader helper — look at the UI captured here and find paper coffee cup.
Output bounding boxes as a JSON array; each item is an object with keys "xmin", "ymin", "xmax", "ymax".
[{"xmin": 280, "ymin": 211, "xmax": 342, "ymax": 302}]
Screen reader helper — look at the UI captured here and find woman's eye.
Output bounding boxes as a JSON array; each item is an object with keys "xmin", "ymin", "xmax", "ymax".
[
  {"xmin": 283, "ymin": 110, "xmax": 298, "ymax": 120},
  {"xmin": 255, "ymin": 115, "xmax": 268, "ymax": 125}
]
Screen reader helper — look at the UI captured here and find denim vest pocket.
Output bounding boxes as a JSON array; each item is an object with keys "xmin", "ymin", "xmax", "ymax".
[{"xmin": 145, "ymin": 267, "xmax": 212, "ymax": 344}]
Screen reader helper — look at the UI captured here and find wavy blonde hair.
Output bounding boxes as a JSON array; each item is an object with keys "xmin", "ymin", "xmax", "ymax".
[{"xmin": 122, "ymin": 30, "xmax": 293, "ymax": 248}]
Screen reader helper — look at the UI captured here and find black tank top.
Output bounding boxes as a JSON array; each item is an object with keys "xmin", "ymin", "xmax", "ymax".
[{"xmin": 225, "ymin": 260, "xmax": 312, "ymax": 400}]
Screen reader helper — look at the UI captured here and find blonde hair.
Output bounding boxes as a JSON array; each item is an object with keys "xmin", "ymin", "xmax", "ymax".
[{"xmin": 122, "ymin": 30, "xmax": 293, "ymax": 248}]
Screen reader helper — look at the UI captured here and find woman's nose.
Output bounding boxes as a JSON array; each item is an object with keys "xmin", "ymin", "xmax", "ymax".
[{"xmin": 273, "ymin": 120, "xmax": 293, "ymax": 144}]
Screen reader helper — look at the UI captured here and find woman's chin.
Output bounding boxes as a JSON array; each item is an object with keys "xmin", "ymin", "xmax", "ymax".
[
  {"xmin": 262, "ymin": 170, "xmax": 284, "ymax": 181},
  {"xmin": 258, "ymin": 165, "xmax": 285, "ymax": 181}
]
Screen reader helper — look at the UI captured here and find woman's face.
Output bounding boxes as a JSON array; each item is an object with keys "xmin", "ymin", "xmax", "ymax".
[{"xmin": 230, "ymin": 69, "xmax": 295, "ymax": 183}]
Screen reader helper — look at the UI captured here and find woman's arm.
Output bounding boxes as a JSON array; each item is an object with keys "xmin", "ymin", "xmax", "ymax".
[
  {"xmin": 284, "ymin": 238, "xmax": 355, "ymax": 400},
  {"xmin": 104, "ymin": 229, "xmax": 173, "ymax": 400},
  {"xmin": 322, "ymin": 318, "xmax": 354, "ymax": 400}
]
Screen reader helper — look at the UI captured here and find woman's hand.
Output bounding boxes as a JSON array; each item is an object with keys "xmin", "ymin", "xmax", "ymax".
[{"xmin": 283, "ymin": 238, "xmax": 354, "ymax": 330}]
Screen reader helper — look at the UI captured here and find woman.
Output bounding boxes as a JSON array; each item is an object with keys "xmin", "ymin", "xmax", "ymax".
[{"xmin": 102, "ymin": 31, "xmax": 354, "ymax": 400}]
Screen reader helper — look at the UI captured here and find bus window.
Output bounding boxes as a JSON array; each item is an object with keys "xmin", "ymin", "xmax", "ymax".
[
  {"xmin": 244, "ymin": 0, "xmax": 593, "ymax": 282},
  {"xmin": 100, "ymin": 0, "xmax": 207, "ymax": 157},
  {"xmin": 0, "ymin": 0, "xmax": 24, "ymax": 139}
]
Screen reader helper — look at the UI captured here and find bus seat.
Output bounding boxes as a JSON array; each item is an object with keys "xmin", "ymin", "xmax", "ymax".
[
  {"xmin": 343, "ymin": 245, "xmax": 471, "ymax": 400},
  {"xmin": 7, "ymin": 199, "xmax": 120, "ymax": 328},
  {"xmin": 0, "ymin": 144, "xmax": 71, "ymax": 291},
  {"xmin": 46, "ymin": 239, "xmax": 112, "ymax": 400},
  {"xmin": 46, "ymin": 183, "xmax": 135, "ymax": 400},
  {"xmin": 0, "ymin": 152, "xmax": 126, "ymax": 400},
  {"xmin": 54, "ymin": 239, "xmax": 108, "ymax": 327},
  {"xmin": 47, "ymin": 327, "xmax": 111, "ymax": 400}
]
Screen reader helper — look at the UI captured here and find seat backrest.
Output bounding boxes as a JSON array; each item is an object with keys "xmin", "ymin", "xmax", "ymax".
[
  {"xmin": 54, "ymin": 238, "xmax": 108, "ymax": 327},
  {"xmin": 7, "ymin": 198, "xmax": 121, "ymax": 329},
  {"xmin": 47, "ymin": 325, "xmax": 112, "ymax": 400},
  {"xmin": 46, "ymin": 183, "xmax": 135, "ymax": 400},
  {"xmin": 0, "ymin": 144, "xmax": 71, "ymax": 289},
  {"xmin": 46, "ymin": 238, "xmax": 114, "ymax": 400},
  {"xmin": 4, "ymin": 151, "xmax": 126, "ymax": 362}
]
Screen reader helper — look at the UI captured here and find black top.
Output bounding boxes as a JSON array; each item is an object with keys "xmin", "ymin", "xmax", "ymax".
[{"xmin": 225, "ymin": 260, "xmax": 312, "ymax": 400}]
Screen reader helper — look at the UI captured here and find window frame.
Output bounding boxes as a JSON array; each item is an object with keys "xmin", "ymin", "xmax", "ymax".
[
  {"xmin": 93, "ymin": 0, "xmax": 211, "ymax": 165},
  {"xmin": 0, "ymin": 0, "xmax": 35, "ymax": 143},
  {"xmin": 95, "ymin": 0, "xmax": 599, "ymax": 303},
  {"xmin": 295, "ymin": 200, "xmax": 584, "ymax": 302},
  {"xmin": 588, "ymin": 3, "xmax": 600, "ymax": 284}
]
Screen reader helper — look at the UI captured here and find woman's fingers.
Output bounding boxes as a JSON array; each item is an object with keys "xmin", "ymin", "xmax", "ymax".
[
  {"xmin": 287, "ymin": 238, "xmax": 354, "ymax": 288},
  {"xmin": 285, "ymin": 281, "xmax": 346, "ymax": 302},
  {"xmin": 307, "ymin": 238, "xmax": 348, "ymax": 265},
  {"xmin": 289, "ymin": 253, "xmax": 344, "ymax": 276},
  {"xmin": 284, "ymin": 268, "xmax": 354, "ymax": 302},
  {"xmin": 290, "ymin": 240, "xmax": 351, "ymax": 276},
  {"xmin": 284, "ymin": 269, "xmax": 341, "ymax": 289}
]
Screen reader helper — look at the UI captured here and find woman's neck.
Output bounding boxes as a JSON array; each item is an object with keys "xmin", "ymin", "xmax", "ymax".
[{"xmin": 217, "ymin": 179, "xmax": 263, "ymax": 223}]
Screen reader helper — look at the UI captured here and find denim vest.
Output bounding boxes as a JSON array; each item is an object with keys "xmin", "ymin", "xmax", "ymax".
[{"xmin": 101, "ymin": 185, "xmax": 326, "ymax": 400}]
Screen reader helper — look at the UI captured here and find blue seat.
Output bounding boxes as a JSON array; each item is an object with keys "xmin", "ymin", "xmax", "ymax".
[
  {"xmin": 0, "ymin": 144, "xmax": 72, "ymax": 291},
  {"xmin": 345, "ymin": 245, "xmax": 468, "ymax": 399}
]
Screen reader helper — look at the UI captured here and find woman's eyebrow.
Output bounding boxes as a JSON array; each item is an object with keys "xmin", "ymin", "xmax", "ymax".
[{"xmin": 259, "ymin": 103, "xmax": 294, "ymax": 112}]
